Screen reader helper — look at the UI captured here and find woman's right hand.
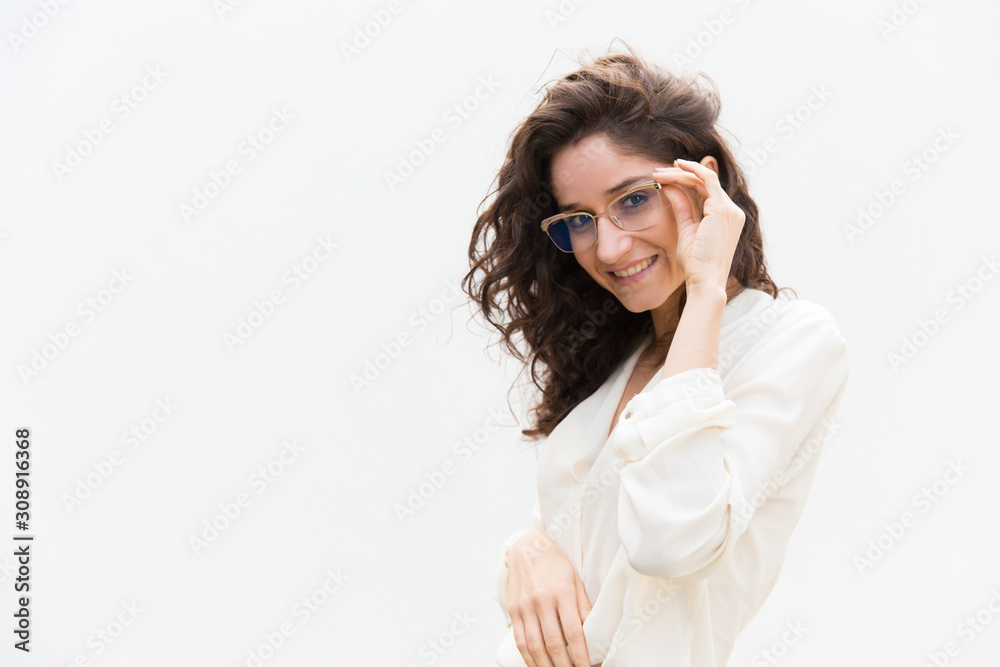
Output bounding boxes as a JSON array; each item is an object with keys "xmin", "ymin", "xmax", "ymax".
[{"xmin": 505, "ymin": 528, "xmax": 592, "ymax": 667}]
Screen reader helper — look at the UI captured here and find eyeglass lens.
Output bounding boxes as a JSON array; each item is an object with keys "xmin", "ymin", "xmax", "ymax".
[{"xmin": 545, "ymin": 184, "xmax": 662, "ymax": 252}]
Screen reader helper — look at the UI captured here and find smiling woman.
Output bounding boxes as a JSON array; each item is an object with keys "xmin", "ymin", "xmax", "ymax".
[{"xmin": 462, "ymin": 40, "xmax": 849, "ymax": 667}]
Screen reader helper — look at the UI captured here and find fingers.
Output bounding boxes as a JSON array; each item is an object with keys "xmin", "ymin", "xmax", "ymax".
[
  {"xmin": 652, "ymin": 168, "xmax": 705, "ymax": 220},
  {"xmin": 508, "ymin": 568, "xmax": 543, "ymax": 667},
  {"xmin": 672, "ymin": 157, "xmax": 725, "ymax": 200},
  {"xmin": 564, "ymin": 579, "xmax": 591, "ymax": 667},
  {"xmin": 574, "ymin": 575, "xmax": 591, "ymax": 623},
  {"xmin": 511, "ymin": 616, "xmax": 542, "ymax": 667},
  {"xmin": 506, "ymin": 532, "xmax": 591, "ymax": 667},
  {"xmin": 508, "ymin": 590, "xmax": 564, "ymax": 667},
  {"xmin": 513, "ymin": 598, "xmax": 580, "ymax": 667},
  {"xmin": 558, "ymin": 611, "xmax": 588, "ymax": 667},
  {"xmin": 652, "ymin": 167, "xmax": 709, "ymax": 202},
  {"xmin": 657, "ymin": 180, "xmax": 700, "ymax": 227},
  {"xmin": 537, "ymin": 607, "xmax": 576, "ymax": 667}
]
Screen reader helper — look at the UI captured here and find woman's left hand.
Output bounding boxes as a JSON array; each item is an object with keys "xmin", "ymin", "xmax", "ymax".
[{"xmin": 651, "ymin": 157, "xmax": 745, "ymax": 294}]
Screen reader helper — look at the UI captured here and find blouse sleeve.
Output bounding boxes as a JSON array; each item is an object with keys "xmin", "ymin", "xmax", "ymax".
[
  {"xmin": 610, "ymin": 302, "xmax": 849, "ymax": 583},
  {"xmin": 495, "ymin": 502, "xmax": 545, "ymax": 627}
]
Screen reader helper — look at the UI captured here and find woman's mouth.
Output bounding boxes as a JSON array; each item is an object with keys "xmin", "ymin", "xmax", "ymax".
[{"xmin": 609, "ymin": 255, "xmax": 658, "ymax": 285}]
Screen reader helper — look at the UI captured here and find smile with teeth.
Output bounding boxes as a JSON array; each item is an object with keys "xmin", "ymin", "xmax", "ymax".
[{"xmin": 612, "ymin": 256, "xmax": 656, "ymax": 278}]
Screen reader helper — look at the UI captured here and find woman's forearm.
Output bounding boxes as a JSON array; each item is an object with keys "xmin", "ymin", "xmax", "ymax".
[{"xmin": 659, "ymin": 283, "xmax": 728, "ymax": 379}]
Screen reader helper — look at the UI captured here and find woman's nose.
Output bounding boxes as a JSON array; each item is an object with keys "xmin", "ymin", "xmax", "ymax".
[{"xmin": 594, "ymin": 214, "xmax": 632, "ymax": 265}]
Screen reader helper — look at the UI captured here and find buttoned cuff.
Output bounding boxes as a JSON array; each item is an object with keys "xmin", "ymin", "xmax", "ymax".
[{"xmin": 611, "ymin": 367, "xmax": 736, "ymax": 463}]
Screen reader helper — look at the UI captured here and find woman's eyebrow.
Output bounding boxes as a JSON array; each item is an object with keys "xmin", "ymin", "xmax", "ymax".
[{"xmin": 558, "ymin": 175, "xmax": 650, "ymax": 212}]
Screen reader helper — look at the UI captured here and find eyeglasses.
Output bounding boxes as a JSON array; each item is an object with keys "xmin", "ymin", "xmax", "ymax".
[{"xmin": 539, "ymin": 180, "xmax": 664, "ymax": 253}]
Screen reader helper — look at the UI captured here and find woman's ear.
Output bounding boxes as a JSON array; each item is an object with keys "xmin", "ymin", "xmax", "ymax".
[{"xmin": 699, "ymin": 155, "xmax": 720, "ymax": 174}]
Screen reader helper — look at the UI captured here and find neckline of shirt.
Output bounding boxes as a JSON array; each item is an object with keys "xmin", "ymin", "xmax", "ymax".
[{"xmin": 621, "ymin": 286, "xmax": 767, "ymax": 389}]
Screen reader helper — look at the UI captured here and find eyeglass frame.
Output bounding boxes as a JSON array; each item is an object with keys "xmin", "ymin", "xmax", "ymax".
[{"xmin": 538, "ymin": 180, "xmax": 664, "ymax": 253}]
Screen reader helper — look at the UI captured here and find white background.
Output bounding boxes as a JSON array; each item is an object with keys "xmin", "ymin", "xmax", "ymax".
[{"xmin": 2, "ymin": 0, "xmax": 999, "ymax": 665}]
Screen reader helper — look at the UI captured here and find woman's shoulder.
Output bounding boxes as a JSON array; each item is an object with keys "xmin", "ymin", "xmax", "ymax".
[
  {"xmin": 725, "ymin": 287, "xmax": 845, "ymax": 340},
  {"xmin": 719, "ymin": 287, "xmax": 849, "ymax": 379}
]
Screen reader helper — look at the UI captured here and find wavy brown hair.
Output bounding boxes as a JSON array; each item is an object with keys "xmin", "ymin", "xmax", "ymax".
[{"xmin": 462, "ymin": 41, "xmax": 788, "ymax": 442}]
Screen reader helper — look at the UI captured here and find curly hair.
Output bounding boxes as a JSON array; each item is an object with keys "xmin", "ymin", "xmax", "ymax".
[{"xmin": 462, "ymin": 40, "xmax": 787, "ymax": 442}]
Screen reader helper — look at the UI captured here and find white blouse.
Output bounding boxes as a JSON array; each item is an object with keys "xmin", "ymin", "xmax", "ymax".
[{"xmin": 494, "ymin": 287, "xmax": 850, "ymax": 666}]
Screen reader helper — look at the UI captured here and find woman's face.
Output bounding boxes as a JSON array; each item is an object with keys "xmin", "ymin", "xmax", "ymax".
[{"xmin": 548, "ymin": 133, "xmax": 686, "ymax": 315}]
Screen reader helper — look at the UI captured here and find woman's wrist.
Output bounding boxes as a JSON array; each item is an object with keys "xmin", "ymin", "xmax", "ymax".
[
  {"xmin": 685, "ymin": 279, "xmax": 729, "ymax": 305},
  {"xmin": 660, "ymin": 282, "xmax": 726, "ymax": 378}
]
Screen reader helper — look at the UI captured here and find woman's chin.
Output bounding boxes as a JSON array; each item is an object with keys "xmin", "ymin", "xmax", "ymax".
[
  {"xmin": 609, "ymin": 283, "xmax": 685, "ymax": 315},
  {"xmin": 610, "ymin": 292, "xmax": 658, "ymax": 314}
]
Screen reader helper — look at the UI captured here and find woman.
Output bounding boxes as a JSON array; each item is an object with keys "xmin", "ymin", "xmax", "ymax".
[{"xmin": 462, "ymin": 42, "xmax": 849, "ymax": 667}]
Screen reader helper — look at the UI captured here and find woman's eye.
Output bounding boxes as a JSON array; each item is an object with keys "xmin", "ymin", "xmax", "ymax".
[
  {"xmin": 566, "ymin": 215, "xmax": 591, "ymax": 231},
  {"xmin": 621, "ymin": 192, "xmax": 650, "ymax": 210}
]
